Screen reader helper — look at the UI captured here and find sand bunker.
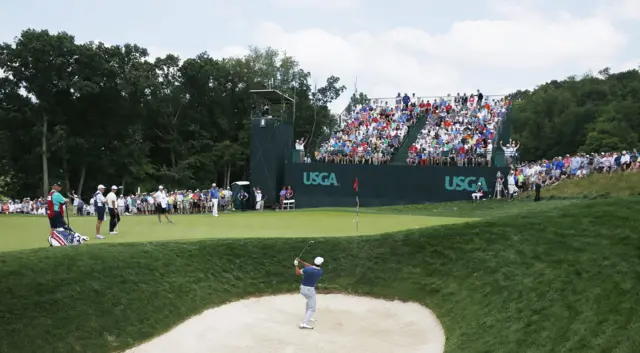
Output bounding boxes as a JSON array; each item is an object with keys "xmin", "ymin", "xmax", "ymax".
[{"xmin": 125, "ymin": 293, "xmax": 445, "ymax": 353}]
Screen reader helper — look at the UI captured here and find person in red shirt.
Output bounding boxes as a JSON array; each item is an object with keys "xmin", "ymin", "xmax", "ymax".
[
  {"xmin": 47, "ymin": 181, "xmax": 68, "ymax": 232},
  {"xmin": 445, "ymin": 103, "xmax": 452, "ymax": 113},
  {"xmin": 457, "ymin": 145, "xmax": 466, "ymax": 166}
]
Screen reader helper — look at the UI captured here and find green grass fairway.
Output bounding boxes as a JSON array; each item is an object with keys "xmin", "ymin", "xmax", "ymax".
[
  {"xmin": 0, "ymin": 211, "xmax": 473, "ymax": 252},
  {"xmin": 0, "ymin": 174, "xmax": 639, "ymax": 353}
]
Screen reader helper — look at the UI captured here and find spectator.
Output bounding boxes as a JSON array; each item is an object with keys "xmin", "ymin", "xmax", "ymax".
[
  {"xmin": 315, "ymin": 98, "xmax": 414, "ymax": 164},
  {"xmin": 117, "ymin": 195, "xmax": 126, "ymax": 215},
  {"xmin": 295, "ymin": 138, "xmax": 307, "ymax": 163},
  {"xmin": 279, "ymin": 186, "xmax": 287, "ymax": 210},
  {"xmin": 254, "ymin": 187, "xmax": 264, "ymax": 211},
  {"xmin": 238, "ymin": 189, "xmax": 248, "ymax": 212}
]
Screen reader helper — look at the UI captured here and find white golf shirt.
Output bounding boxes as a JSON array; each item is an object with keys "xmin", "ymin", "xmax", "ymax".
[
  {"xmin": 106, "ymin": 192, "xmax": 118, "ymax": 209},
  {"xmin": 154, "ymin": 190, "xmax": 168, "ymax": 208}
]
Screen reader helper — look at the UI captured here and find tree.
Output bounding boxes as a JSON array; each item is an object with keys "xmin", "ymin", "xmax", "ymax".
[
  {"xmin": 0, "ymin": 28, "xmax": 348, "ymax": 199},
  {"xmin": 508, "ymin": 68, "xmax": 640, "ymax": 161},
  {"xmin": 345, "ymin": 91, "xmax": 371, "ymax": 114}
]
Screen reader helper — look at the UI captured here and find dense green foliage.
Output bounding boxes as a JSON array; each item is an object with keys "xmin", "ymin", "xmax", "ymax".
[
  {"xmin": 509, "ymin": 68, "xmax": 640, "ymax": 161},
  {"xmin": 1, "ymin": 194, "xmax": 639, "ymax": 353},
  {"xmin": 0, "ymin": 29, "xmax": 347, "ymax": 198}
]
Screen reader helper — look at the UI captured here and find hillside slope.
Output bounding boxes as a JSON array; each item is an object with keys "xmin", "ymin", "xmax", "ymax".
[{"xmin": 0, "ymin": 196, "xmax": 639, "ymax": 353}]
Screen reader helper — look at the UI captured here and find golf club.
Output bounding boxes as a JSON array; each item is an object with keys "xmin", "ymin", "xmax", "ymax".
[{"xmin": 298, "ymin": 240, "xmax": 314, "ymax": 258}]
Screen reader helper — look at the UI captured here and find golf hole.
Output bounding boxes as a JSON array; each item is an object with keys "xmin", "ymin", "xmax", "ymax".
[{"xmin": 125, "ymin": 294, "xmax": 446, "ymax": 353}]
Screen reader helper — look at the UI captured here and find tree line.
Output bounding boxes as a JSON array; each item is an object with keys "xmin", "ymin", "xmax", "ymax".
[
  {"xmin": 0, "ymin": 29, "xmax": 346, "ymax": 199},
  {"xmin": 509, "ymin": 67, "xmax": 640, "ymax": 161}
]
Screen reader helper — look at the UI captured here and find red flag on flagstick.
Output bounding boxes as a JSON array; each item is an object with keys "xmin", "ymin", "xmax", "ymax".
[{"xmin": 353, "ymin": 178, "xmax": 359, "ymax": 192}]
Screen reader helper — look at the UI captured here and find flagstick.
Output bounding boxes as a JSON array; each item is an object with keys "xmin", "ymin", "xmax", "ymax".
[{"xmin": 355, "ymin": 195, "xmax": 359, "ymax": 232}]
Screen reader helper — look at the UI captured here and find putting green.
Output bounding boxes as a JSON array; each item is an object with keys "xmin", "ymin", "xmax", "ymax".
[{"xmin": 0, "ymin": 210, "xmax": 475, "ymax": 252}]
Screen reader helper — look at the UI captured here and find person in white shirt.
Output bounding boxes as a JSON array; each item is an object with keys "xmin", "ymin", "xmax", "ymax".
[
  {"xmin": 295, "ymin": 137, "xmax": 306, "ymax": 162},
  {"xmin": 94, "ymin": 185, "xmax": 107, "ymax": 239},
  {"xmin": 73, "ymin": 196, "xmax": 80, "ymax": 215},
  {"xmin": 254, "ymin": 188, "xmax": 264, "ymax": 211},
  {"xmin": 154, "ymin": 185, "xmax": 173, "ymax": 224},
  {"xmin": 106, "ymin": 186, "xmax": 120, "ymax": 235},
  {"xmin": 621, "ymin": 151, "xmax": 631, "ymax": 171},
  {"xmin": 117, "ymin": 195, "xmax": 126, "ymax": 215}
]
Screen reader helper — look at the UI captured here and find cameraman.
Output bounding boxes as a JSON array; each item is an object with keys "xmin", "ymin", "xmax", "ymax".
[
  {"xmin": 495, "ymin": 171, "xmax": 504, "ymax": 199},
  {"xmin": 507, "ymin": 170, "xmax": 518, "ymax": 200}
]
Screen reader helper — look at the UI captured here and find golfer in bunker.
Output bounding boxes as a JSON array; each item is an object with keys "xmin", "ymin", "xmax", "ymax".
[{"xmin": 294, "ymin": 256, "xmax": 324, "ymax": 329}]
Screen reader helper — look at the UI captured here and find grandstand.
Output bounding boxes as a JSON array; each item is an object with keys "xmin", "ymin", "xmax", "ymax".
[
  {"xmin": 251, "ymin": 90, "xmax": 513, "ymax": 209},
  {"xmin": 321, "ymin": 92, "xmax": 510, "ymax": 167}
]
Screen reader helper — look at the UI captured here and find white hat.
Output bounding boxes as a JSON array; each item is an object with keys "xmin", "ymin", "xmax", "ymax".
[
  {"xmin": 212, "ymin": 183, "xmax": 216, "ymax": 186},
  {"xmin": 159, "ymin": 185, "xmax": 164, "ymax": 189},
  {"xmin": 98, "ymin": 185, "xmax": 105, "ymax": 189},
  {"xmin": 111, "ymin": 185, "xmax": 118, "ymax": 190},
  {"xmin": 314, "ymin": 257, "xmax": 324, "ymax": 266}
]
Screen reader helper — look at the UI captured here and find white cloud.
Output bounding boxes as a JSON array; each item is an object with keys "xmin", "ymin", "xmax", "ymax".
[
  {"xmin": 613, "ymin": 59, "xmax": 639, "ymax": 73},
  {"xmin": 604, "ymin": 0, "xmax": 640, "ymax": 20},
  {"xmin": 218, "ymin": 3, "xmax": 628, "ymax": 112},
  {"xmin": 272, "ymin": 0, "xmax": 361, "ymax": 10}
]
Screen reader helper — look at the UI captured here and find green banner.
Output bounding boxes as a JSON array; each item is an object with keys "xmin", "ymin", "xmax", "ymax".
[{"xmin": 285, "ymin": 164, "xmax": 509, "ymax": 208}]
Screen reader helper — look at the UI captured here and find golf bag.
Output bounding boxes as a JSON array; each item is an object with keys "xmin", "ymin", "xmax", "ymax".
[{"xmin": 48, "ymin": 226, "xmax": 89, "ymax": 247}]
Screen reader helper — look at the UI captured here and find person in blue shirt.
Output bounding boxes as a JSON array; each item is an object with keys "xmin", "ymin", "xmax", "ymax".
[
  {"xmin": 209, "ymin": 183, "xmax": 219, "ymax": 217},
  {"xmin": 294, "ymin": 256, "xmax": 324, "ymax": 329}
]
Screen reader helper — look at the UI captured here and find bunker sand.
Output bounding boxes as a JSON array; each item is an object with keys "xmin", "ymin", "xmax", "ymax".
[{"xmin": 125, "ymin": 294, "xmax": 446, "ymax": 353}]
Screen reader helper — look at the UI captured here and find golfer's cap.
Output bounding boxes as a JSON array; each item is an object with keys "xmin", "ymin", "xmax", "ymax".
[
  {"xmin": 98, "ymin": 184, "xmax": 106, "ymax": 189},
  {"xmin": 212, "ymin": 183, "xmax": 216, "ymax": 187},
  {"xmin": 159, "ymin": 185, "xmax": 164, "ymax": 189},
  {"xmin": 111, "ymin": 185, "xmax": 118, "ymax": 190},
  {"xmin": 52, "ymin": 181, "xmax": 62, "ymax": 187},
  {"xmin": 314, "ymin": 257, "xmax": 324, "ymax": 266}
]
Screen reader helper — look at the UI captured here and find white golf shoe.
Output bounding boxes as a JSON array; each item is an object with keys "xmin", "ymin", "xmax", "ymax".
[
  {"xmin": 95, "ymin": 235, "xmax": 105, "ymax": 239},
  {"xmin": 299, "ymin": 323, "xmax": 314, "ymax": 329}
]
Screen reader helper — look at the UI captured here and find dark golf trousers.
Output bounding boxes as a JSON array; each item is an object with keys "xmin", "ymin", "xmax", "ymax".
[
  {"xmin": 108, "ymin": 208, "xmax": 121, "ymax": 232},
  {"xmin": 534, "ymin": 183, "xmax": 541, "ymax": 202}
]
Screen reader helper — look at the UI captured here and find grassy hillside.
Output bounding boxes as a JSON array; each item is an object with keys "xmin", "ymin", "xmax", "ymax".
[
  {"xmin": 1, "ymin": 195, "xmax": 639, "ymax": 353},
  {"xmin": 537, "ymin": 172, "xmax": 640, "ymax": 199}
]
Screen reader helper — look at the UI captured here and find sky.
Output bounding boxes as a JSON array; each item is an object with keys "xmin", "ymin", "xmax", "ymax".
[{"xmin": 1, "ymin": 0, "xmax": 639, "ymax": 112}]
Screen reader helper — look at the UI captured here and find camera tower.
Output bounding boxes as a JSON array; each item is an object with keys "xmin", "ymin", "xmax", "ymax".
[{"xmin": 249, "ymin": 89, "xmax": 295, "ymax": 208}]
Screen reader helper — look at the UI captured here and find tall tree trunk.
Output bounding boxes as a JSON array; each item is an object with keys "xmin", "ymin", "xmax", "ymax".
[
  {"xmin": 121, "ymin": 178, "xmax": 126, "ymax": 196},
  {"xmin": 41, "ymin": 113, "xmax": 49, "ymax": 197},
  {"xmin": 77, "ymin": 165, "xmax": 86, "ymax": 197},
  {"xmin": 226, "ymin": 164, "xmax": 231, "ymax": 188},
  {"xmin": 63, "ymin": 158, "xmax": 71, "ymax": 196}
]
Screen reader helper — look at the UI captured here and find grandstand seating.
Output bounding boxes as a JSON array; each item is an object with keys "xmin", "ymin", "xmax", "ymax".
[
  {"xmin": 315, "ymin": 92, "xmax": 511, "ymax": 166},
  {"xmin": 407, "ymin": 94, "xmax": 509, "ymax": 166},
  {"xmin": 314, "ymin": 94, "xmax": 419, "ymax": 164}
]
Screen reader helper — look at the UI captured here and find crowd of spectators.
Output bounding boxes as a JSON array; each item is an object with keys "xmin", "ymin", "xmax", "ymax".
[
  {"xmin": 1, "ymin": 185, "xmax": 298, "ymax": 215},
  {"xmin": 505, "ymin": 150, "xmax": 639, "ymax": 197},
  {"xmin": 310, "ymin": 90, "xmax": 512, "ymax": 166},
  {"xmin": 407, "ymin": 91, "xmax": 511, "ymax": 166},
  {"xmin": 314, "ymin": 93, "xmax": 419, "ymax": 164}
]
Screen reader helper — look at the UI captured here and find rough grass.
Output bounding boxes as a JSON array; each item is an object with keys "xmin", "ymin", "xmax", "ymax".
[
  {"xmin": 525, "ymin": 171, "xmax": 640, "ymax": 199},
  {"xmin": 1, "ymin": 194, "xmax": 639, "ymax": 353}
]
